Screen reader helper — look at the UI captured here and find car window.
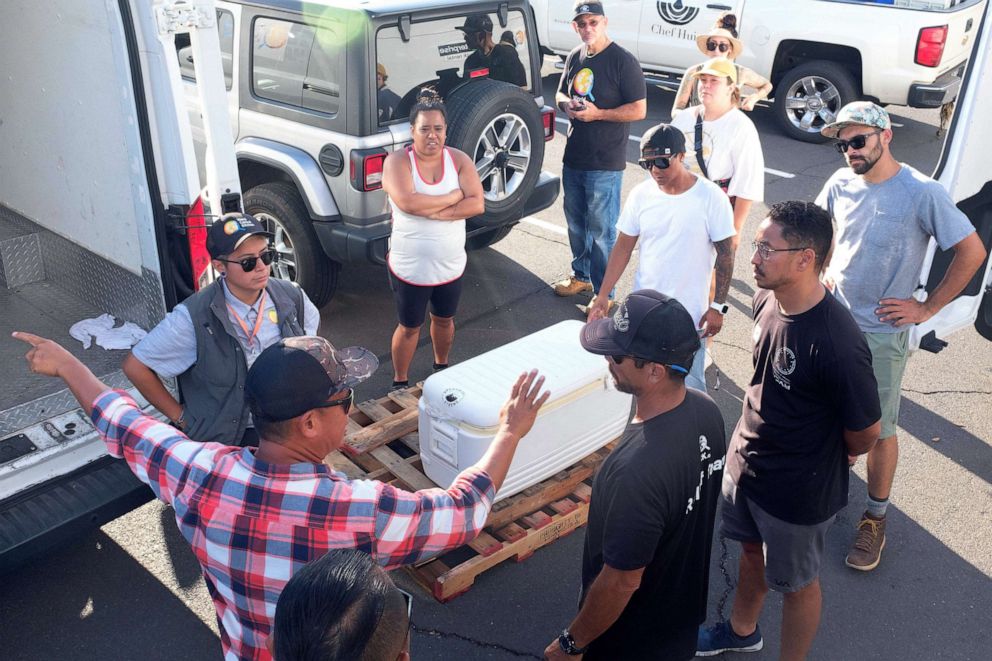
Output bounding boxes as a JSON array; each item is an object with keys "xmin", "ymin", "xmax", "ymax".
[
  {"xmin": 252, "ymin": 16, "xmax": 342, "ymax": 115},
  {"xmin": 176, "ymin": 9, "xmax": 235, "ymax": 89},
  {"xmin": 375, "ymin": 9, "xmax": 532, "ymax": 125}
]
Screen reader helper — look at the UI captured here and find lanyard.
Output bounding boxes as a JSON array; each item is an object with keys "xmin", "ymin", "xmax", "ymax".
[{"xmin": 227, "ymin": 290, "xmax": 267, "ymax": 349}]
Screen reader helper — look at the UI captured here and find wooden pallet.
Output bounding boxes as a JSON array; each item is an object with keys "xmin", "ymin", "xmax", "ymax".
[{"xmin": 324, "ymin": 387, "xmax": 615, "ymax": 602}]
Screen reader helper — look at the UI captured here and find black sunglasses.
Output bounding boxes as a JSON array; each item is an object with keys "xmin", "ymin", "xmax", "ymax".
[
  {"xmin": 638, "ymin": 156, "xmax": 672, "ymax": 171},
  {"xmin": 217, "ymin": 248, "xmax": 278, "ymax": 272},
  {"xmin": 610, "ymin": 354, "xmax": 689, "ymax": 375},
  {"xmin": 314, "ymin": 389, "xmax": 354, "ymax": 415},
  {"xmin": 834, "ymin": 129, "xmax": 883, "ymax": 153},
  {"xmin": 706, "ymin": 40, "xmax": 731, "ymax": 53}
]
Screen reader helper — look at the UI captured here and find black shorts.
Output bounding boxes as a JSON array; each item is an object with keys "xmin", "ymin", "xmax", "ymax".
[{"xmin": 388, "ymin": 269, "xmax": 463, "ymax": 328}]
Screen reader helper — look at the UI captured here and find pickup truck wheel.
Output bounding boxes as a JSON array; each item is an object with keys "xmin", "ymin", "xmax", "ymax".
[
  {"xmin": 774, "ymin": 61, "xmax": 857, "ymax": 144},
  {"xmin": 465, "ymin": 224, "xmax": 514, "ymax": 251},
  {"xmin": 244, "ymin": 182, "xmax": 339, "ymax": 307},
  {"xmin": 445, "ymin": 79, "xmax": 545, "ymax": 227}
]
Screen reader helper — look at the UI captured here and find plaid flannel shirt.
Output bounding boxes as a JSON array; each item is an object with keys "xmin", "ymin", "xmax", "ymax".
[{"xmin": 91, "ymin": 390, "xmax": 495, "ymax": 661}]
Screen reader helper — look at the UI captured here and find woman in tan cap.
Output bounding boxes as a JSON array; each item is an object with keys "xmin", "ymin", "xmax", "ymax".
[{"xmin": 671, "ymin": 13, "xmax": 772, "ymax": 115}]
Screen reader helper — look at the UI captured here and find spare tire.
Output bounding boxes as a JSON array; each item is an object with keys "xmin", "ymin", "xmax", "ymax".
[{"xmin": 444, "ymin": 79, "xmax": 544, "ymax": 227}]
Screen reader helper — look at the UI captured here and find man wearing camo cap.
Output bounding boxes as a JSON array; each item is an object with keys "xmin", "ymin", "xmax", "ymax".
[
  {"xmin": 816, "ymin": 101, "xmax": 986, "ymax": 572},
  {"xmin": 14, "ymin": 331, "xmax": 550, "ymax": 661}
]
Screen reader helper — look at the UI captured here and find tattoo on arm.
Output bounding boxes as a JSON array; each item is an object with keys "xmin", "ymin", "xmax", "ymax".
[{"xmin": 713, "ymin": 237, "xmax": 736, "ymax": 304}]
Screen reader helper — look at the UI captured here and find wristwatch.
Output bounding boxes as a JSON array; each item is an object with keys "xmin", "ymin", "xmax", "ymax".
[
  {"xmin": 558, "ymin": 629, "xmax": 588, "ymax": 656},
  {"xmin": 710, "ymin": 301, "xmax": 729, "ymax": 315}
]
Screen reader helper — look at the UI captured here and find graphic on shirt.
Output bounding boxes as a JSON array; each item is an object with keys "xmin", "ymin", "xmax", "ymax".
[
  {"xmin": 772, "ymin": 346, "xmax": 796, "ymax": 390},
  {"xmin": 267, "ymin": 309, "xmax": 278, "ymax": 324},
  {"xmin": 572, "ymin": 67, "xmax": 596, "ymax": 101},
  {"xmin": 686, "ymin": 434, "xmax": 724, "ymax": 514},
  {"xmin": 613, "ymin": 301, "xmax": 630, "ymax": 332},
  {"xmin": 682, "ymin": 127, "xmax": 714, "ymax": 178},
  {"xmin": 656, "ymin": 1, "xmax": 699, "ymax": 26}
]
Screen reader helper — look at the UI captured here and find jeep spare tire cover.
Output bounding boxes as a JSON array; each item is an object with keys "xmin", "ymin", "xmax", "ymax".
[{"xmin": 444, "ymin": 79, "xmax": 544, "ymax": 227}]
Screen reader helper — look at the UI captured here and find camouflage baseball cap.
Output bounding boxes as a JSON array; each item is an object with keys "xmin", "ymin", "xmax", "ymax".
[
  {"xmin": 821, "ymin": 101, "xmax": 891, "ymax": 139},
  {"xmin": 245, "ymin": 336, "xmax": 378, "ymax": 421}
]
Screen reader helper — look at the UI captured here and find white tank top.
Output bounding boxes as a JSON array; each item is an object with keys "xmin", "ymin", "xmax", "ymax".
[{"xmin": 387, "ymin": 147, "xmax": 467, "ymax": 285}]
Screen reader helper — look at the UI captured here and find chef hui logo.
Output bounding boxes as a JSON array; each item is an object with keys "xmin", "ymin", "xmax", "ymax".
[
  {"xmin": 442, "ymin": 388, "xmax": 465, "ymax": 406},
  {"xmin": 656, "ymin": 1, "xmax": 699, "ymax": 26}
]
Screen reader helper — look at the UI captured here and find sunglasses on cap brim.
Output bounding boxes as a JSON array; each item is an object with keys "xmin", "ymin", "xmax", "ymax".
[{"xmin": 216, "ymin": 248, "xmax": 278, "ymax": 272}]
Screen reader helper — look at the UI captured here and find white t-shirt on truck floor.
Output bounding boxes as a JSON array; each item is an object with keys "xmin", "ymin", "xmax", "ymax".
[
  {"xmin": 617, "ymin": 174, "xmax": 735, "ymax": 327},
  {"xmin": 671, "ymin": 106, "xmax": 765, "ymax": 203}
]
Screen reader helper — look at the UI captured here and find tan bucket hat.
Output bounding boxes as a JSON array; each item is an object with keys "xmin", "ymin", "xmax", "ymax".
[{"xmin": 695, "ymin": 27, "xmax": 743, "ymax": 60}]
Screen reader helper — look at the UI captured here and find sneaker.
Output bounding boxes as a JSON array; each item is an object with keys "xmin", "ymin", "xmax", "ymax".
[
  {"xmin": 696, "ymin": 622, "xmax": 763, "ymax": 656},
  {"xmin": 846, "ymin": 512, "xmax": 886, "ymax": 571},
  {"xmin": 553, "ymin": 276, "xmax": 593, "ymax": 297}
]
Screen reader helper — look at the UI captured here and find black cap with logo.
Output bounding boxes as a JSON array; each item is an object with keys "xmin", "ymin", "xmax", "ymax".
[
  {"xmin": 639, "ymin": 123, "xmax": 686, "ymax": 157},
  {"xmin": 572, "ymin": 1, "xmax": 606, "ymax": 21},
  {"xmin": 580, "ymin": 290, "xmax": 700, "ymax": 371},
  {"xmin": 206, "ymin": 213, "xmax": 273, "ymax": 259},
  {"xmin": 245, "ymin": 336, "xmax": 378, "ymax": 422}
]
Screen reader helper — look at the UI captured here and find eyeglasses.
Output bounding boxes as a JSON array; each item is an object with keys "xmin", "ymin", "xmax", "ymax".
[
  {"xmin": 833, "ymin": 130, "xmax": 883, "ymax": 153},
  {"xmin": 752, "ymin": 240, "xmax": 808, "ymax": 260},
  {"xmin": 216, "ymin": 249, "xmax": 278, "ymax": 272},
  {"xmin": 638, "ymin": 156, "xmax": 672, "ymax": 171},
  {"xmin": 314, "ymin": 388, "xmax": 354, "ymax": 415},
  {"xmin": 706, "ymin": 40, "xmax": 731, "ymax": 53}
]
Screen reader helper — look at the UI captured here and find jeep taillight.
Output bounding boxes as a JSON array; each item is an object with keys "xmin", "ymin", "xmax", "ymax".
[
  {"xmin": 350, "ymin": 148, "xmax": 388, "ymax": 191},
  {"xmin": 916, "ymin": 25, "xmax": 948, "ymax": 68},
  {"xmin": 542, "ymin": 106, "xmax": 556, "ymax": 141}
]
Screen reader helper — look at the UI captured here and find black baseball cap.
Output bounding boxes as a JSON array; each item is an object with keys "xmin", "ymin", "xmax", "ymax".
[
  {"xmin": 580, "ymin": 290, "xmax": 700, "ymax": 371},
  {"xmin": 640, "ymin": 123, "xmax": 686, "ymax": 157},
  {"xmin": 572, "ymin": 1, "xmax": 606, "ymax": 21},
  {"xmin": 456, "ymin": 13, "xmax": 493, "ymax": 33},
  {"xmin": 245, "ymin": 336, "xmax": 378, "ymax": 422},
  {"xmin": 206, "ymin": 213, "xmax": 273, "ymax": 259}
]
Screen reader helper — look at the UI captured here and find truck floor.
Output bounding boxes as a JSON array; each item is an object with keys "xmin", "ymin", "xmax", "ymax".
[{"xmin": 0, "ymin": 279, "xmax": 128, "ymax": 412}]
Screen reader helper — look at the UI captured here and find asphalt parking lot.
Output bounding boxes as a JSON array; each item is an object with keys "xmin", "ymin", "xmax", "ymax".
[{"xmin": 1, "ymin": 61, "xmax": 989, "ymax": 660}]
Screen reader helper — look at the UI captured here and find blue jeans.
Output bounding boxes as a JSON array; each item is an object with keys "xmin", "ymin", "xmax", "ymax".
[{"xmin": 562, "ymin": 166, "xmax": 623, "ymax": 297}]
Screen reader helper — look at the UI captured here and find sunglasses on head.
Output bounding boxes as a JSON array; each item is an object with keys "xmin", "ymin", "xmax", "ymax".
[
  {"xmin": 833, "ymin": 129, "xmax": 883, "ymax": 153},
  {"xmin": 638, "ymin": 156, "xmax": 672, "ymax": 171},
  {"xmin": 706, "ymin": 40, "xmax": 731, "ymax": 53},
  {"xmin": 217, "ymin": 248, "xmax": 278, "ymax": 272},
  {"xmin": 314, "ymin": 388, "xmax": 354, "ymax": 415}
]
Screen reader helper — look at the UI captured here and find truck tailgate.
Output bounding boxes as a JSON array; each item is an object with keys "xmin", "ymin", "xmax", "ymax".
[{"xmin": 936, "ymin": 0, "xmax": 986, "ymax": 72}]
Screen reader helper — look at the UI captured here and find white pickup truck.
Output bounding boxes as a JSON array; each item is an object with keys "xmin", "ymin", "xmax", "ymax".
[{"xmin": 531, "ymin": 0, "xmax": 986, "ymax": 142}]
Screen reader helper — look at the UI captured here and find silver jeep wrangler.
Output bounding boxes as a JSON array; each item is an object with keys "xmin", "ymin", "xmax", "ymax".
[{"xmin": 175, "ymin": 0, "xmax": 560, "ymax": 305}]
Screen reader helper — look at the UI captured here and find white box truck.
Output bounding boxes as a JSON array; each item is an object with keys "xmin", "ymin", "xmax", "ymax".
[{"xmin": 0, "ymin": 0, "xmax": 242, "ymax": 570}]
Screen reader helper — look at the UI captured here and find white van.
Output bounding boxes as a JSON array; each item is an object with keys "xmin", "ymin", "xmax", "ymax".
[{"xmin": 0, "ymin": 0, "xmax": 239, "ymax": 570}]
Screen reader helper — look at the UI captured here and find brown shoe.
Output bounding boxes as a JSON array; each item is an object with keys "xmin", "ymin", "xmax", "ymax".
[
  {"xmin": 846, "ymin": 513, "xmax": 886, "ymax": 571},
  {"xmin": 553, "ymin": 276, "xmax": 593, "ymax": 297}
]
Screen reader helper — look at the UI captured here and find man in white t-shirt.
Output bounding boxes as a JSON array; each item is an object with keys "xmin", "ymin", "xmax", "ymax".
[{"xmin": 588, "ymin": 124, "xmax": 736, "ymax": 391}]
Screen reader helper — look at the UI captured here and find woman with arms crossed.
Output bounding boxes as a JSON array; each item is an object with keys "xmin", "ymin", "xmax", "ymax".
[{"xmin": 382, "ymin": 91, "xmax": 485, "ymax": 390}]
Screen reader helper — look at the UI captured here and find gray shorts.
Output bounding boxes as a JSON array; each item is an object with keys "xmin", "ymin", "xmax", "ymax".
[{"xmin": 720, "ymin": 482, "xmax": 834, "ymax": 593}]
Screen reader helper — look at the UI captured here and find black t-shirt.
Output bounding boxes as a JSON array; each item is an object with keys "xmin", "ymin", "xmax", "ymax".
[
  {"xmin": 727, "ymin": 289, "xmax": 881, "ymax": 525},
  {"xmin": 377, "ymin": 87, "xmax": 401, "ymax": 123},
  {"xmin": 463, "ymin": 43, "xmax": 527, "ymax": 87},
  {"xmin": 557, "ymin": 42, "xmax": 646, "ymax": 171},
  {"xmin": 581, "ymin": 390, "xmax": 727, "ymax": 660}
]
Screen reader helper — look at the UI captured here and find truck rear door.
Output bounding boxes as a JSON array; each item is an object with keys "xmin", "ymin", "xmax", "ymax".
[{"xmin": 909, "ymin": 0, "xmax": 992, "ymax": 349}]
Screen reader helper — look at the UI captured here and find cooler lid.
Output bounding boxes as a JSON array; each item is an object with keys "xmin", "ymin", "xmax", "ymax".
[{"xmin": 420, "ymin": 320, "xmax": 611, "ymax": 429}]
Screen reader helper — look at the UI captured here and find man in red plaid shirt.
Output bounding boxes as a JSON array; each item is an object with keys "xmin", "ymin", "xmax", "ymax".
[{"xmin": 14, "ymin": 331, "xmax": 549, "ymax": 661}]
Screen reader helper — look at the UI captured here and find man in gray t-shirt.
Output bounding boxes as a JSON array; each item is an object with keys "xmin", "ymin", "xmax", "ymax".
[{"xmin": 816, "ymin": 102, "xmax": 986, "ymax": 572}]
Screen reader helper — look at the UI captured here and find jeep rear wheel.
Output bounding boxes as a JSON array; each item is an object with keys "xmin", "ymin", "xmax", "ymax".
[
  {"xmin": 244, "ymin": 182, "xmax": 339, "ymax": 307},
  {"xmin": 774, "ymin": 61, "xmax": 857, "ymax": 144},
  {"xmin": 444, "ymin": 79, "xmax": 544, "ymax": 228}
]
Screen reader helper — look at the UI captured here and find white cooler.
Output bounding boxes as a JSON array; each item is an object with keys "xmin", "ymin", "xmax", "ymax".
[{"xmin": 418, "ymin": 320, "xmax": 632, "ymax": 501}]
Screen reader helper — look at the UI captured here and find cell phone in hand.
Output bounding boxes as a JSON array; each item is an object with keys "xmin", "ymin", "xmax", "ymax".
[{"xmin": 571, "ymin": 95, "xmax": 586, "ymax": 110}]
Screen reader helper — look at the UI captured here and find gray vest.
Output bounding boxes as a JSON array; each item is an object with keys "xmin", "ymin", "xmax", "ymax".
[{"xmin": 177, "ymin": 278, "xmax": 306, "ymax": 444}]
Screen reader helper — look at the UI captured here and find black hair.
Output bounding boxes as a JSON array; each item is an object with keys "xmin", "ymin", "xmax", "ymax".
[
  {"xmin": 272, "ymin": 549, "xmax": 408, "ymax": 661},
  {"xmin": 716, "ymin": 12, "xmax": 738, "ymax": 38},
  {"xmin": 500, "ymin": 30, "xmax": 514, "ymax": 44},
  {"xmin": 767, "ymin": 201, "xmax": 833, "ymax": 270},
  {"xmin": 250, "ymin": 410, "xmax": 296, "ymax": 443},
  {"xmin": 408, "ymin": 88, "xmax": 447, "ymax": 126}
]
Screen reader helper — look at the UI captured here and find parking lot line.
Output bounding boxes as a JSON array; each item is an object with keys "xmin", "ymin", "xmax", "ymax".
[
  {"xmin": 521, "ymin": 215, "xmax": 568, "ymax": 236},
  {"xmin": 554, "ymin": 117, "xmax": 796, "ymax": 179}
]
